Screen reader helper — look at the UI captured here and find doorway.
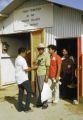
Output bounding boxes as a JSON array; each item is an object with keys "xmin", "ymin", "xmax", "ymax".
[
  {"xmin": 0, "ymin": 32, "xmax": 31, "ymax": 86},
  {"xmin": 56, "ymin": 38, "xmax": 77, "ymax": 101}
]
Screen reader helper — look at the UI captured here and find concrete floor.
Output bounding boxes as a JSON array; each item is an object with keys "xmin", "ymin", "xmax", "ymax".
[{"xmin": 0, "ymin": 84, "xmax": 83, "ymax": 120}]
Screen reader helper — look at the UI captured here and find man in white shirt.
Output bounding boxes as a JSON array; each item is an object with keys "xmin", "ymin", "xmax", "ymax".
[{"xmin": 15, "ymin": 47, "xmax": 36, "ymax": 112}]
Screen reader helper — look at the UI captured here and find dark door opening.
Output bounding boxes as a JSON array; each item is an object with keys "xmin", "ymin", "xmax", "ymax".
[
  {"xmin": 0, "ymin": 32, "xmax": 31, "ymax": 86},
  {"xmin": 56, "ymin": 38, "xmax": 77, "ymax": 101},
  {"xmin": 56, "ymin": 38, "xmax": 77, "ymax": 59}
]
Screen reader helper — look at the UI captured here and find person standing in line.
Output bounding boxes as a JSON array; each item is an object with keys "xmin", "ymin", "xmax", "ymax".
[
  {"xmin": 60, "ymin": 48, "xmax": 75, "ymax": 99},
  {"xmin": 35, "ymin": 43, "xmax": 50, "ymax": 109},
  {"xmin": 62, "ymin": 48, "xmax": 75, "ymax": 62},
  {"xmin": 48, "ymin": 45, "xmax": 62, "ymax": 104},
  {"xmin": 15, "ymin": 47, "xmax": 36, "ymax": 112}
]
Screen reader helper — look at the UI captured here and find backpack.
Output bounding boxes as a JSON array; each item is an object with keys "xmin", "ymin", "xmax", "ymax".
[{"xmin": 61, "ymin": 56, "xmax": 75, "ymax": 76}]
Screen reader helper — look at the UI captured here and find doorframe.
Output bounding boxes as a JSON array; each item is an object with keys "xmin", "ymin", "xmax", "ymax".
[
  {"xmin": 77, "ymin": 36, "xmax": 83, "ymax": 103},
  {"xmin": 30, "ymin": 29, "xmax": 45, "ymax": 93}
]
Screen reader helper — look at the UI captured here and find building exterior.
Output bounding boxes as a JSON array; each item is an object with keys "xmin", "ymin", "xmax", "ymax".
[{"xmin": 0, "ymin": 0, "xmax": 83, "ymax": 103}]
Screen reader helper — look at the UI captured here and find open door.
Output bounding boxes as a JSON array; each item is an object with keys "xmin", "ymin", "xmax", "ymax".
[
  {"xmin": 30, "ymin": 29, "xmax": 45, "ymax": 93},
  {"xmin": 77, "ymin": 36, "xmax": 83, "ymax": 102}
]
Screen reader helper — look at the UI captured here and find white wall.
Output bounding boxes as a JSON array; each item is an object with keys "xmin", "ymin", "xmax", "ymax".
[
  {"xmin": 0, "ymin": 35, "xmax": 29, "ymax": 85},
  {"xmin": 0, "ymin": 23, "xmax": 3, "ymax": 34},
  {"xmin": 1, "ymin": 58, "xmax": 15, "ymax": 85},
  {"xmin": 2, "ymin": 14, "xmax": 14, "ymax": 34}
]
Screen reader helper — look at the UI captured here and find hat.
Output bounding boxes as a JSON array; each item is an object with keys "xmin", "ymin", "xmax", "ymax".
[{"xmin": 37, "ymin": 43, "xmax": 45, "ymax": 49}]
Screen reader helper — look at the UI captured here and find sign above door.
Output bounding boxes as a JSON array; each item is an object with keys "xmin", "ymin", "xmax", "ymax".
[{"xmin": 13, "ymin": 4, "xmax": 53, "ymax": 31}]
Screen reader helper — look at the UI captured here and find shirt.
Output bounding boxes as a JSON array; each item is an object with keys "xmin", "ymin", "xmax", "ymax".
[
  {"xmin": 15, "ymin": 55, "xmax": 29, "ymax": 84},
  {"xmin": 49, "ymin": 53, "xmax": 61, "ymax": 78},
  {"xmin": 36, "ymin": 53, "xmax": 50, "ymax": 76}
]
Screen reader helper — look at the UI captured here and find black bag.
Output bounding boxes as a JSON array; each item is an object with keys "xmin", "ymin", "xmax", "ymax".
[{"xmin": 61, "ymin": 57, "xmax": 75, "ymax": 75}]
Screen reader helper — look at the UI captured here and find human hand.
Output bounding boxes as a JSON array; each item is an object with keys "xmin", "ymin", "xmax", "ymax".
[
  {"xmin": 56, "ymin": 77, "xmax": 61, "ymax": 81},
  {"xmin": 32, "ymin": 61, "xmax": 36, "ymax": 65},
  {"xmin": 52, "ymin": 78, "xmax": 56, "ymax": 83},
  {"xmin": 32, "ymin": 66, "xmax": 38, "ymax": 70},
  {"xmin": 44, "ymin": 76, "xmax": 48, "ymax": 83}
]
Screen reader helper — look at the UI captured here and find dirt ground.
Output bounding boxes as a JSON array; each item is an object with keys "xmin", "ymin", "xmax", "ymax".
[{"xmin": 0, "ymin": 84, "xmax": 83, "ymax": 120}]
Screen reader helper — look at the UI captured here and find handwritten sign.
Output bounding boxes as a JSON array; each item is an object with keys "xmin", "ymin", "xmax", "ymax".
[{"xmin": 13, "ymin": 4, "xmax": 53, "ymax": 31}]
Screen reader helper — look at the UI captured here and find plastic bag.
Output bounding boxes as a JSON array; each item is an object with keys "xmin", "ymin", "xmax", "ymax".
[{"xmin": 41, "ymin": 82, "xmax": 52, "ymax": 103}]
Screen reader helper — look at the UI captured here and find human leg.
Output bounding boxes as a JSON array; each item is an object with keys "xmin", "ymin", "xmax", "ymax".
[
  {"xmin": 36, "ymin": 77, "xmax": 42, "ymax": 106},
  {"xmin": 48, "ymin": 78, "xmax": 53, "ymax": 102},
  {"xmin": 61, "ymin": 76, "xmax": 68, "ymax": 99},
  {"xmin": 53, "ymin": 81, "xmax": 60, "ymax": 103},
  {"xmin": 36, "ymin": 76, "xmax": 45, "ymax": 107},
  {"xmin": 23, "ymin": 80, "xmax": 32, "ymax": 111},
  {"xmin": 18, "ymin": 84, "xmax": 24, "ymax": 111}
]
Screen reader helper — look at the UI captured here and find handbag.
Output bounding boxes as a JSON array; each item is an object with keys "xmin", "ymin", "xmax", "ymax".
[{"xmin": 41, "ymin": 82, "xmax": 52, "ymax": 103}]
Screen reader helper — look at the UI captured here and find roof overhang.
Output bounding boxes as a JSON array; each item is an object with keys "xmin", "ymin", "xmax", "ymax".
[
  {"xmin": 0, "ymin": 0, "xmax": 27, "ymax": 21},
  {"xmin": 0, "ymin": 13, "xmax": 8, "ymax": 21}
]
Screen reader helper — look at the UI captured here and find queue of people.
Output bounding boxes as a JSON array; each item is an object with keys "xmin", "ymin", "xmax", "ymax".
[{"xmin": 15, "ymin": 43, "xmax": 77, "ymax": 112}]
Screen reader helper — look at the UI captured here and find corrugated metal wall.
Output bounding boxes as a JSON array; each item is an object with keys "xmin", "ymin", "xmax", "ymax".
[
  {"xmin": 45, "ymin": 4, "xmax": 83, "ymax": 45},
  {"xmin": 53, "ymin": 5, "xmax": 82, "ymax": 38},
  {"xmin": 45, "ymin": 27, "xmax": 56, "ymax": 46}
]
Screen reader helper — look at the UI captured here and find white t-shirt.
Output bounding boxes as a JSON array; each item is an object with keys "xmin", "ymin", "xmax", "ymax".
[{"xmin": 15, "ymin": 55, "xmax": 29, "ymax": 84}]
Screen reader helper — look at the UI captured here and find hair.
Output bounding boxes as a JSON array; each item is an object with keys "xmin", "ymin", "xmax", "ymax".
[
  {"xmin": 18, "ymin": 47, "xmax": 27, "ymax": 54},
  {"xmin": 48, "ymin": 44, "xmax": 57, "ymax": 52},
  {"xmin": 62, "ymin": 48, "xmax": 71, "ymax": 54}
]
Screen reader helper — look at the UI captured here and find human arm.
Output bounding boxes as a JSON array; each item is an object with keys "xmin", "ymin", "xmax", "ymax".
[
  {"xmin": 24, "ymin": 66, "xmax": 37, "ymax": 72},
  {"xmin": 44, "ymin": 54, "xmax": 50, "ymax": 83},
  {"xmin": 44, "ymin": 66, "xmax": 49, "ymax": 83},
  {"xmin": 56, "ymin": 63, "xmax": 61, "ymax": 80},
  {"xmin": 55, "ymin": 55, "xmax": 62, "ymax": 81},
  {"xmin": 22, "ymin": 58, "xmax": 37, "ymax": 72}
]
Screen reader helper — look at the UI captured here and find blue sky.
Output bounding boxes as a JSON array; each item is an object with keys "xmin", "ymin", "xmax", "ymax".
[
  {"xmin": 0, "ymin": 0, "xmax": 12, "ymax": 11},
  {"xmin": 47, "ymin": 0, "xmax": 83, "ymax": 10}
]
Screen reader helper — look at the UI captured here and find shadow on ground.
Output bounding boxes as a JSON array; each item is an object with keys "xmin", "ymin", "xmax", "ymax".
[
  {"xmin": 4, "ymin": 95, "xmax": 36, "ymax": 110},
  {"xmin": 5, "ymin": 96, "xmax": 18, "ymax": 110}
]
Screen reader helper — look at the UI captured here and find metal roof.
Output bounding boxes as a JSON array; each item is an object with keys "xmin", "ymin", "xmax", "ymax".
[
  {"xmin": 0, "ymin": 0, "xmax": 26, "ymax": 21},
  {"xmin": 0, "ymin": 0, "xmax": 83, "ymax": 21},
  {"xmin": 0, "ymin": 0, "xmax": 12, "ymax": 11},
  {"xmin": 47, "ymin": 0, "xmax": 83, "ymax": 11}
]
